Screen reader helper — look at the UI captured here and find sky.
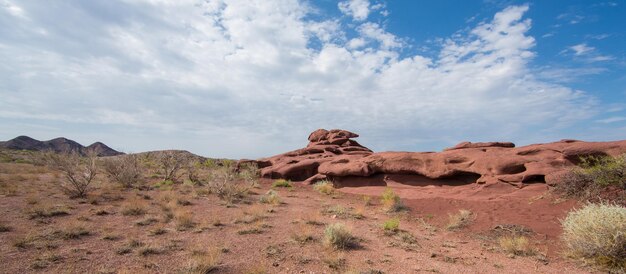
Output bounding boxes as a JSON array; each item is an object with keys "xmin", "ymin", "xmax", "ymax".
[{"xmin": 1, "ymin": 0, "xmax": 625, "ymax": 159}]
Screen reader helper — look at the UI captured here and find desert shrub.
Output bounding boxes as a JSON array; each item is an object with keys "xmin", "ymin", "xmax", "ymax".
[
  {"xmin": 272, "ymin": 179, "xmax": 292, "ymax": 188},
  {"xmin": 204, "ymin": 164, "xmax": 249, "ymax": 204},
  {"xmin": 45, "ymin": 151, "xmax": 98, "ymax": 198},
  {"xmin": 102, "ymin": 155, "xmax": 142, "ymax": 188},
  {"xmin": 499, "ymin": 236, "xmax": 535, "ymax": 256},
  {"xmin": 259, "ymin": 190, "xmax": 280, "ymax": 205},
  {"xmin": 154, "ymin": 179, "xmax": 175, "ymax": 189},
  {"xmin": 313, "ymin": 180, "xmax": 335, "ymax": 195},
  {"xmin": 324, "ymin": 223, "xmax": 358, "ymax": 250},
  {"xmin": 239, "ymin": 162, "xmax": 260, "ymax": 187},
  {"xmin": 382, "ymin": 218, "xmax": 400, "ymax": 233},
  {"xmin": 155, "ymin": 151, "xmax": 186, "ymax": 182},
  {"xmin": 446, "ymin": 209, "xmax": 473, "ymax": 231},
  {"xmin": 183, "ymin": 160, "xmax": 202, "ymax": 185},
  {"xmin": 561, "ymin": 203, "xmax": 626, "ymax": 272},
  {"xmin": 380, "ymin": 188, "xmax": 405, "ymax": 212},
  {"xmin": 556, "ymin": 154, "xmax": 626, "ymax": 204}
]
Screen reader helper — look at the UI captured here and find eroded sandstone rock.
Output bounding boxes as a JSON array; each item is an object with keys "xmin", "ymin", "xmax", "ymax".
[{"xmin": 251, "ymin": 129, "xmax": 626, "ymax": 189}]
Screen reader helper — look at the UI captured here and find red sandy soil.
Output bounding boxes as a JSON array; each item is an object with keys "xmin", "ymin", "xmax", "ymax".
[{"xmin": 0, "ymin": 162, "xmax": 592, "ymax": 273}]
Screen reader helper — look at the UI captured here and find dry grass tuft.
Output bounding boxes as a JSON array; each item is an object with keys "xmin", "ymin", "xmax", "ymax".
[
  {"xmin": 446, "ymin": 209, "xmax": 473, "ymax": 231},
  {"xmin": 27, "ymin": 204, "xmax": 70, "ymax": 219},
  {"xmin": 174, "ymin": 210, "xmax": 196, "ymax": 231},
  {"xmin": 291, "ymin": 224, "xmax": 315, "ymax": 245},
  {"xmin": 271, "ymin": 179, "xmax": 292, "ymax": 188},
  {"xmin": 121, "ymin": 198, "xmax": 148, "ymax": 216},
  {"xmin": 313, "ymin": 180, "xmax": 334, "ymax": 195},
  {"xmin": 259, "ymin": 190, "xmax": 280, "ymax": 205},
  {"xmin": 181, "ymin": 247, "xmax": 221, "ymax": 274},
  {"xmin": 380, "ymin": 188, "xmax": 405, "ymax": 212},
  {"xmin": 498, "ymin": 236, "xmax": 536, "ymax": 256}
]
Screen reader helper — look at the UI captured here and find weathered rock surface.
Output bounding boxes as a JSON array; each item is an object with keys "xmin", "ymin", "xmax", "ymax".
[{"xmin": 255, "ymin": 129, "xmax": 626, "ymax": 188}]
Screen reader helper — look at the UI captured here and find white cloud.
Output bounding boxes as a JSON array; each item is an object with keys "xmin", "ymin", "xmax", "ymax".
[
  {"xmin": 564, "ymin": 43, "xmax": 614, "ymax": 62},
  {"xmin": 570, "ymin": 43, "xmax": 594, "ymax": 56},
  {"xmin": 338, "ymin": 0, "xmax": 370, "ymax": 21},
  {"xmin": 596, "ymin": 117, "xmax": 626, "ymax": 124},
  {"xmin": 0, "ymin": 2, "xmax": 602, "ymax": 157}
]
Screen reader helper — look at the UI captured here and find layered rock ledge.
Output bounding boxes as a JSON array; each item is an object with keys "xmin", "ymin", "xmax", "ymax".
[{"xmin": 253, "ymin": 129, "xmax": 626, "ymax": 188}]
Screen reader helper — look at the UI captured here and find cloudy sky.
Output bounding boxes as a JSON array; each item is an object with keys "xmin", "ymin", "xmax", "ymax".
[{"xmin": 1, "ymin": 0, "xmax": 625, "ymax": 158}]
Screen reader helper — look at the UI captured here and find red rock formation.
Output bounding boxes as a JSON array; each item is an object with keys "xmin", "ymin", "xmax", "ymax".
[{"xmin": 255, "ymin": 129, "xmax": 626, "ymax": 188}]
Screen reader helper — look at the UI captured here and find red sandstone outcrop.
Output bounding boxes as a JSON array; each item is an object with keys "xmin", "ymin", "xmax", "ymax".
[{"xmin": 254, "ymin": 129, "xmax": 626, "ymax": 188}]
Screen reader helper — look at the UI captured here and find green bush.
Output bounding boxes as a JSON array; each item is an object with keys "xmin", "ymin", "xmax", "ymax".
[
  {"xmin": 324, "ymin": 223, "xmax": 357, "ymax": 250},
  {"xmin": 557, "ymin": 154, "xmax": 626, "ymax": 203},
  {"xmin": 382, "ymin": 218, "xmax": 400, "ymax": 233},
  {"xmin": 272, "ymin": 179, "xmax": 292, "ymax": 188},
  {"xmin": 561, "ymin": 203, "xmax": 626, "ymax": 272}
]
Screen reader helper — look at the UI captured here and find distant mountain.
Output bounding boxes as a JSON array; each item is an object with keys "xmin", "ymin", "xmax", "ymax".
[{"xmin": 0, "ymin": 135, "xmax": 123, "ymax": 156}]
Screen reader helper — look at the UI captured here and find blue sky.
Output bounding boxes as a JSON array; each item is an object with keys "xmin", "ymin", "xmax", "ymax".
[{"xmin": 0, "ymin": 0, "xmax": 625, "ymax": 158}]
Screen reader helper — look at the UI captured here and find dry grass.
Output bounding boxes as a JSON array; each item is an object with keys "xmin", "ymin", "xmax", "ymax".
[
  {"xmin": 313, "ymin": 180, "xmax": 335, "ymax": 195},
  {"xmin": 27, "ymin": 204, "xmax": 70, "ymax": 219},
  {"xmin": 174, "ymin": 210, "xmax": 196, "ymax": 231},
  {"xmin": 271, "ymin": 179, "xmax": 292, "ymax": 188},
  {"xmin": 259, "ymin": 190, "xmax": 280, "ymax": 205},
  {"xmin": 498, "ymin": 236, "xmax": 536, "ymax": 256},
  {"xmin": 561, "ymin": 203, "xmax": 626, "ymax": 272},
  {"xmin": 291, "ymin": 223, "xmax": 315, "ymax": 245},
  {"xmin": 0, "ymin": 223, "xmax": 12, "ymax": 232},
  {"xmin": 380, "ymin": 188, "xmax": 405, "ymax": 212},
  {"xmin": 121, "ymin": 198, "xmax": 148, "ymax": 216},
  {"xmin": 446, "ymin": 209, "xmax": 473, "ymax": 231},
  {"xmin": 54, "ymin": 222, "xmax": 91, "ymax": 240},
  {"xmin": 323, "ymin": 223, "xmax": 358, "ymax": 250},
  {"xmin": 181, "ymin": 247, "xmax": 220, "ymax": 273}
]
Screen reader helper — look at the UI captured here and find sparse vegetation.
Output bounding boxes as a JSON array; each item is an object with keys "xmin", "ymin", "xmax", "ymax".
[
  {"xmin": 446, "ymin": 209, "xmax": 473, "ymax": 231},
  {"xmin": 138, "ymin": 245, "xmax": 162, "ymax": 256},
  {"xmin": 272, "ymin": 179, "xmax": 292, "ymax": 188},
  {"xmin": 175, "ymin": 210, "xmax": 196, "ymax": 231},
  {"xmin": 382, "ymin": 217, "xmax": 400, "ymax": 233},
  {"xmin": 121, "ymin": 199, "xmax": 148, "ymax": 216},
  {"xmin": 561, "ymin": 203, "xmax": 626, "ymax": 272},
  {"xmin": 259, "ymin": 190, "xmax": 280, "ymax": 205},
  {"xmin": 155, "ymin": 151, "xmax": 186, "ymax": 182},
  {"xmin": 0, "ymin": 223, "xmax": 12, "ymax": 232},
  {"xmin": 181, "ymin": 248, "xmax": 220, "ymax": 274},
  {"xmin": 313, "ymin": 180, "xmax": 334, "ymax": 195},
  {"xmin": 498, "ymin": 236, "xmax": 535, "ymax": 256},
  {"xmin": 45, "ymin": 151, "xmax": 98, "ymax": 198},
  {"xmin": 27, "ymin": 205, "xmax": 70, "ymax": 219},
  {"xmin": 55, "ymin": 223, "xmax": 90, "ymax": 240},
  {"xmin": 556, "ymin": 154, "xmax": 626, "ymax": 204},
  {"xmin": 102, "ymin": 155, "xmax": 143, "ymax": 188},
  {"xmin": 324, "ymin": 223, "xmax": 358, "ymax": 250},
  {"xmin": 380, "ymin": 188, "xmax": 405, "ymax": 212}
]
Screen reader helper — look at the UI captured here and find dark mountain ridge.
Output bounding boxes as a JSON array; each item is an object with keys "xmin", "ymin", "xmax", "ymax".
[{"xmin": 0, "ymin": 135, "xmax": 123, "ymax": 156}]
